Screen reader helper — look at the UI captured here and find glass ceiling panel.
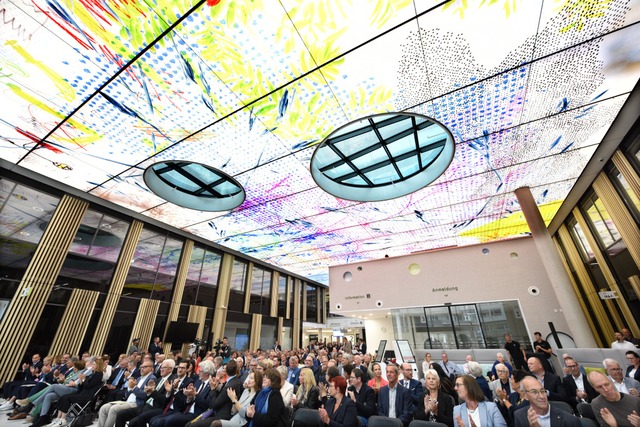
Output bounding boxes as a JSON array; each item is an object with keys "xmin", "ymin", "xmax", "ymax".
[{"xmin": 1, "ymin": 0, "xmax": 638, "ymax": 284}]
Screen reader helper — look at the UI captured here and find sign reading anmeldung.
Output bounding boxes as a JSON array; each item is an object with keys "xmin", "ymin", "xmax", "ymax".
[{"xmin": 326, "ymin": 318, "xmax": 366, "ymax": 328}]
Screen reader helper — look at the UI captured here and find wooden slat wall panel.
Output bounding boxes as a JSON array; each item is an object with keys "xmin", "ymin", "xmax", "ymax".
[
  {"xmin": 250, "ymin": 314, "xmax": 261, "ymax": 351},
  {"xmin": 181, "ymin": 305, "xmax": 207, "ymax": 356},
  {"xmin": 553, "ymin": 236, "xmax": 604, "ymax": 347},
  {"xmin": 557, "ymin": 225, "xmax": 615, "ymax": 343},
  {"xmin": 592, "ymin": 173, "xmax": 640, "ymax": 336},
  {"xmin": 270, "ymin": 272, "xmax": 279, "ymax": 318},
  {"xmin": 89, "ymin": 220, "xmax": 143, "ymax": 355},
  {"xmin": 163, "ymin": 240, "xmax": 193, "ymax": 354},
  {"xmin": 212, "ymin": 254, "xmax": 234, "ymax": 345},
  {"xmin": 129, "ymin": 299, "xmax": 160, "ymax": 353},
  {"xmin": 612, "ymin": 151, "xmax": 640, "ymax": 203},
  {"xmin": 0, "ymin": 195, "xmax": 88, "ymax": 385},
  {"xmin": 49, "ymin": 289, "xmax": 99, "ymax": 356},
  {"xmin": 292, "ymin": 279, "xmax": 301, "ymax": 349}
]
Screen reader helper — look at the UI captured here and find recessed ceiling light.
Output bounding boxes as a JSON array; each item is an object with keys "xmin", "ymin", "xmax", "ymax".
[
  {"xmin": 32, "ymin": 206, "xmax": 43, "ymax": 212},
  {"xmin": 19, "ymin": 231, "xmax": 30, "ymax": 236}
]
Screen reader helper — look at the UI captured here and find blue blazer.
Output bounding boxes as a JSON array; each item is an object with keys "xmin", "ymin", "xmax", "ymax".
[
  {"xmin": 398, "ymin": 378, "xmax": 423, "ymax": 406},
  {"xmin": 453, "ymin": 401, "xmax": 507, "ymax": 427},
  {"xmin": 287, "ymin": 367, "xmax": 301, "ymax": 384},
  {"xmin": 377, "ymin": 385, "xmax": 413, "ymax": 427}
]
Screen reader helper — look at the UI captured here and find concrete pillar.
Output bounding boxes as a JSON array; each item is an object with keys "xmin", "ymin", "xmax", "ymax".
[{"xmin": 515, "ymin": 186, "xmax": 596, "ymax": 347}]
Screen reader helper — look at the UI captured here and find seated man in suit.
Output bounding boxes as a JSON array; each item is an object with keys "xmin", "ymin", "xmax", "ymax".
[
  {"xmin": 377, "ymin": 364, "xmax": 413, "ymax": 427},
  {"xmin": 490, "ymin": 363, "xmax": 512, "ymax": 401},
  {"xmin": 514, "ymin": 376, "xmax": 580, "ymax": 426},
  {"xmin": 127, "ymin": 360, "xmax": 193, "ymax": 427},
  {"xmin": 604, "ymin": 358, "xmax": 640, "ymax": 396},
  {"xmin": 148, "ymin": 360, "xmax": 215, "ymax": 427},
  {"xmin": 562, "ymin": 357, "xmax": 598, "ymax": 409},
  {"xmin": 347, "ymin": 368, "xmax": 376, "ymax": 426},
  {"xmin": 113, "ymin": 359, "xmax": 176, "ymax": 427},
  {"xmin": 627, "ymin": 351, "xmax": 640, "ymax": 382},
  {"xmin": 399, "ymin": 363, "xmax": 423, "ymax": 406},
  {"xmin": 527, "ymin": 356, "xmax": 568, "ymax": 403}
]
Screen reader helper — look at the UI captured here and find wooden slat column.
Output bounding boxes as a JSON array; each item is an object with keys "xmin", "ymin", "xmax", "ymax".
[
  {"xmin": 553, "ymin": 236, "xmax": 604, "ymax": 347},
  {"xmin": 270, "ymin": 272, "xmax": 279, "ymax": 317},
  {"xmin": 89, "ymin": 220, "xmax": 143, "ymax": 355},
  {"xmin": 129, "ymin": 299, "xmax": 161, "ymax": 353},
  {"xmin": 211, "ymin": 253, "xmax": 234, "ymax": 344},
  {"xmin": 557, "ymin": 225, "xmax": 615, "ymax": 343},
  {"xmin": 163, "ymin": 240, "xmax": 194, "ymax": 354},
  {"xmin": 292, "ymin": 279, "xmax": 301, "ymax": 349},
  {"xmin": 0, "ymin": 195, "xmax": 88, "ymax": 385},
  {"xmin": 592, "ymin": 173, "xmax": 640, "ymax": 336},
  {"xmin": 250, "ymin": 314, "xmax": 262, "ymax": 351},
  {"xmin": 49, "ymin": 289, "xmax": 100, "ymax": 356}
]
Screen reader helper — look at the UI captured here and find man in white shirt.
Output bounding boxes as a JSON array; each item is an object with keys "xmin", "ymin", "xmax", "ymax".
[
  {"xmin": 612, "ymin": 332, "xmax": 639, "ymax": 351},
  {"xmin": 603, "ymin": 358, "xmax": 640, "ymax": 396},
  {"xmin": 513, "ymin": 376, "xmax": 580, "ymax": 426},
  {"xmin": 98, "ymin": 362, "xmax": 156, "ymax": 427},
  {"xmin": 439, "ymin": 352, "xmax": 461, "ymax": 379}
]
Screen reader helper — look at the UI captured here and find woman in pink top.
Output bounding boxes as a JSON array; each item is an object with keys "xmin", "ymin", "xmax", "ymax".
[{"xmin": 367, "ymin": 362, "xmax": 388, "ymax": 393}]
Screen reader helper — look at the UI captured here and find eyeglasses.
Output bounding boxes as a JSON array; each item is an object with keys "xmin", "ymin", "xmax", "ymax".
[
  {"xmin": 496, "ymin": 369, "xmax": 508, "ymax": 373},
  {"xmin": 565, "ymin": 365, "xmax": 577, "ymax": 368},
  {"xmin": 454, "ymin": 383, "xmax": 464, "ymax": 388},
  {"xmin": 525, "ymin": 389, "xmax": 547, "ymax": 396},
  {"xmin": 142, "ymin": 365, "xmax": 153, "ymax": 369},
  {"xmin": 609, "ymin": 368, "xmax": 623, "ymax": 372}
]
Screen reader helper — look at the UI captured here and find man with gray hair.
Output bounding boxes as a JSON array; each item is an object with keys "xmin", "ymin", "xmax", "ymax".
[
  {"xmin": 603, "ymin": 358, "xmax": 640, "ymax": 396},
  {"xmin": 589, "ymin": 370, "xmax": 640, "ymax": 427},
  {"xmin": 490, "ymin": 363, "xmax": 512, "ymax": 401}
]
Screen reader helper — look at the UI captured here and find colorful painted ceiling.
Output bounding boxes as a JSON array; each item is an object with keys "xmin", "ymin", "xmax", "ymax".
[{"xmin": 1, "ymin": 0, "xmax": 639, "ymax": 284}]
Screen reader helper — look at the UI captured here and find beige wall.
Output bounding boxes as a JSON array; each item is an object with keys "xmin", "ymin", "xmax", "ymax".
[
  {"xmin": 329, "ymin": 237, "xmax": 574, "ymax": 343},
  {"xmin": 364, "ymin": 317, "xmax": 395, "ymax": 353}
]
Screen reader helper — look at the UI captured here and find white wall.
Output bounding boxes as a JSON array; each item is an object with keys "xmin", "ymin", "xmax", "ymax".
[
  {"xmin": 364, "ymin": 316, "xmax": 394, "ymax": 354},
  {"xmin": 329, "ymin": 237, "xmax": 578, "ymax": 345}
]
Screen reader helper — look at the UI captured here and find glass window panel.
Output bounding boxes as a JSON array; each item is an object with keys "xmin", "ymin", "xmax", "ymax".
[
  {"xmin": 377, "ymin": 116, "xmax": 413, "ymax": 140},
  {"xmin": 395, "ymin": 157, "xmax": 421, "ymax": 177},
  {"xmin": 151, "ymin": 236, "xmax": 183, "ymax": 300},
  {"xmin": 585, "ymin": 196, "xmax": 620, "ymax": 248},
  {"xmin": 278, "ymin": 275, "xmax": 287, "ymax": 317},
  {"xmin": 423, "ymin": 306, "xmax": 456, "ymax": 349},
  {"xmin": 365, "ymin": 164, "xmax": 399, "ymax": 184},
  {"xmin": 570, "ymin": 219, "xmax": 595, "ymax": 260},
  {"xmin": 351, "ymin": 147, "xmax": 389, "ymax": 170},
  {"xmin": 306, "ymin": 284, "xmax": 318, "ymax": 322},
  {"xmin": 324, "ymin": 162, "xmax": 354, "ymax": 180},
  {"xmin": 333, "ymin": 129, "xmax": 380, "ymax": 157},
  {"xmin": 450, "ymin": 305, "xmax": 485, "ymax": 349},
  {"xmin": 0, "ymin": 180, "xmax": 60, "ymax": 242},
  {"xmin": 391, "ymin": 307, "xmax": 430, "ymax": 350},
  {"xmin": 223, "ymin": 311, "xmax": 251, "ymax": 352},
  {"xmin": 229, "ymin": 260, "xmax": 248, "ymax": 312},
  {"xmin": 613, "ymin": 171, "xmax": 640, "ymax": 219},
  {"xmin": 183, "ymin": 245, "xmax": 205, "ymax": 305},
  {"xmin": 477, "ymin": 301, "xmax": 528, "ymax": 349}
]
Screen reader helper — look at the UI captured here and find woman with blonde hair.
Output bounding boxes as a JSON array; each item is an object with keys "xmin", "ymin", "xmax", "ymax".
[
  {"xmin": 291, "ymin": 368, "xmax": 320, "ymax": 410},
  {"xmin": 414, "ymin": 369, "xmax": 454, "ymax": 427}
]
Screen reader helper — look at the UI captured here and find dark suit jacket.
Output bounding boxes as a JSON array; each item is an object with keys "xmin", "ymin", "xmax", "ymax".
[
  {"xmin": 250, "ymin": 389, "xmax": 287, "ymax": 427},
  {"xmin": 414, "ymin": 389, "xmax": 454, "ymax": 427},
  {"xmin": 540, "ymin": 372, "xmax": 568, "ymax": 403},
  {"xmin": 513, "ymin": 405, "xmax": 581, "ymax": 426},
  {"xmin": 562, "ymin": 373, "xmax": 599, "ymax": 408},
  {"xmin": 627, "ymin": 365, "xmax": 640, "ymax": 382},
  {"xmin": 348, "ymin": 383, "xmax": 376, "ymax": 418},
  {"xmin": 325, "ymin": 396, "xmax": 358, "ymax": 427},
  {"xmin": 377, "ymin": 385, "xmax": 413, "ymax": 427},
  {"xmin": 108, "ymin": 367, "xmax": 127, "ymax": 389},
  {"xmin": 287, "ymin": 367, "xmax": 301, "ymax": 385},
  {"xmin": 125, "ymin": 374, "xmax": 157, "ymax": 406},
  {"xmin": 173, "ymin": 379, "xmax": 211, "ymax": 415},
  {"xmin": 399, "ymin": 378, "xmax": 423, "ymax": 406},
  {"xmin": 210, "ymin": 376, "xmax": 245, "ymax": 420}
]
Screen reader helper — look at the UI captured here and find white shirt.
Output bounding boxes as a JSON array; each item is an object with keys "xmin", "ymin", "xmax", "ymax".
[
  {"xmin": 571, "ymin": 373, "xmax": 584, "ymax": 391},
  {"xmin": 388, "ymin": 384, "xmax": 397, "ymax": 418},
  {"xmin": 126, "ymin": 373, "xmax": 151, "ymax": 403},
  {"xmin": 535, "ymin": 405, "xmax": 552, "ymax": 427},
  {"xmin": 612, "ymin": 378, "xmax": 630, "ymax": 394},
  {"xmin": 612, "ymin": 341, "xmax": 638, "ymax": 351}
]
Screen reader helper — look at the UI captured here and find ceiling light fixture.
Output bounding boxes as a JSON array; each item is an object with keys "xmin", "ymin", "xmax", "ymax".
[
  {"xmin": 311, "ymin": 112, "xmax": 454, "ymax": 202},
  {"xmin": 144, "ymin": 161, "xmax": 245, "ymax": 211}
]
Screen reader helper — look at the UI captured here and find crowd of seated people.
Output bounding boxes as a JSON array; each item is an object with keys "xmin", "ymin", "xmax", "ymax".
[{"xmin": 3, "ymin": 339, "xmax": 640, "ymax": 427}]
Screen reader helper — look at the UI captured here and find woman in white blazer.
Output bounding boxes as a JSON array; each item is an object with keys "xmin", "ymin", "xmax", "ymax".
[{"xmin": 453, "ymin": 375, "xmax": 507, "ymax": 427}]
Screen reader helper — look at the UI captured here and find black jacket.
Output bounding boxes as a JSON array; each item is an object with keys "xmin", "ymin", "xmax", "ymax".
[
  {"xmin": 414, "ymin": 390, "xmax": 454, "ymax": 427},
  {"xmin": 348, "ymin": 384, "xmax": 376, "ymax": 419}
]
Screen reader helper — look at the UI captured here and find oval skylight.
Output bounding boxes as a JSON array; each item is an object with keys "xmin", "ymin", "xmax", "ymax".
[
  {"xmin": 311, "ymin": 113, "xmax": 455, "ymax": 202},
  {"xmin": 144, "ymin": 161, "xmax": 245, "ymax": 211}
]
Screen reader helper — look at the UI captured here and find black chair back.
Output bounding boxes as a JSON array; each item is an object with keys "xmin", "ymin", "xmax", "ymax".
[
  {"xmin": 291, "ymin": 408, "xmax": 321, "ymax": 427},
  {"xmin": 579, "ymin": 418, "xmax": 598, "ymax": 427},
  {"xmin": 550, "ymin": 400, "xmax": 574, "ymax": 414},
  {"xmin": 576, "ymin": 402, "xmax": 597, "ymax": 421},
  {"xmin": 368, "ymin": 416, "xmax": 404, "ymax": 427},
  {"xmin": 409, "ymin": 420, "xmax": 449, "ymax": 427}
]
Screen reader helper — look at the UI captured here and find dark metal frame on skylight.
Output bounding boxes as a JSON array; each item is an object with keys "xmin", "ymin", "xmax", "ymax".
[
  {"xmin": 144, "ymin": 161, "xmax": 245, "ymax": 211},
  {"xmin": 311, "ymin": 113, "xmax": 455, "ymax": 202}
]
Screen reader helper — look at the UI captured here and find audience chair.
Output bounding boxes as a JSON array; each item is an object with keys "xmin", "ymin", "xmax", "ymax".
[
  {"xmin": 549, "ymin": 400, "xmax": 574, "ymax": 415},
  {"xmin": 579, "ymin": 418, "xmax": 597, "ymax": 427},
  {"xmin": 368, "ymin": 416, "xmax": 404, "ymax": 427},
  {"xmin": 409, "ymin": 420, "xmax": 449, "ymax": 427},
  {"xmin": 291, "ymin": 407, "xmax": 321, "ymax": 427},
  {"xmin": 576, "ymin": 402, "xmax": 596, "ymax": 421}
]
